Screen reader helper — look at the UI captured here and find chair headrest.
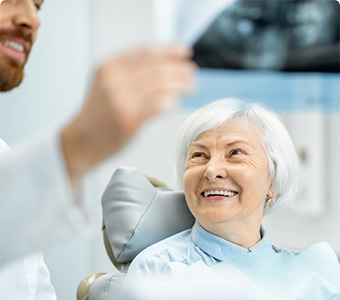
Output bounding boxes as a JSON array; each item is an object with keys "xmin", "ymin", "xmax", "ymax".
[{"xmin": 102, "ymin": 167, "xmax": 195, "ymax": 264}]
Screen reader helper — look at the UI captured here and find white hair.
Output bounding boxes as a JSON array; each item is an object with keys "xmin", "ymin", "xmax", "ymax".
[{"xmin": 174, "ymin": 98, "xmax": 300, "ymax": 213}]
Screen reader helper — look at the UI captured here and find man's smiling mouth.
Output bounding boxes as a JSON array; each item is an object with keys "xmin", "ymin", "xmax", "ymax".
[
  {"xmin": 0, "ymin": 40, "xmax": 25, "ymax": 53},
  {"xmin": 0, "ymin": 38, "xmax": 29, "ymax": 64}
]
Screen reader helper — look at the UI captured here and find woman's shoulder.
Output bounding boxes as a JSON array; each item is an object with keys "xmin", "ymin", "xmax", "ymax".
[
  {"xmin": 127, "ymin": 229, "xmax": 192, "ymax": 275},
  {"xmin": 297, "ymin": 242, "xmax": 339, "ymax": 262}
]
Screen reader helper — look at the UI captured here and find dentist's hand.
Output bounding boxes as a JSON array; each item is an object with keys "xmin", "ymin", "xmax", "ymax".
[{"xmin": 61, "ymin": 45, "xmax": 196, "ymax": 187}]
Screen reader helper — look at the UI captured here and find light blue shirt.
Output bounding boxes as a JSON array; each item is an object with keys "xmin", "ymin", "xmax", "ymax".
[
  {"xmin": 127, "ymin": 221, "xmax": 297, "ymax": 276},
  {"xmin": 122, "ymin": 222, "xmax": 340, "ymax": 300}
]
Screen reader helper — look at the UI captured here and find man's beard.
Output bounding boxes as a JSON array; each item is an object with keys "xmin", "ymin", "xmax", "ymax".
[
  {"xmin": 0, "ymin": 28, "xmax": 33, "ymax": 92},
  {"xmin": 0, "ymin": 60, "xmax": 25, "ymax": 91}
]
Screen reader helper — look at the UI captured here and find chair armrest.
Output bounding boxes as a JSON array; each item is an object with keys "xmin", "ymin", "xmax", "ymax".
[
  {"xmin": 77, "ymin": 272, "xmax": 106, "ymax": 300},
  {"xmin": 87, "ymin": 272, "xmax": 126, "ymax": 300}
]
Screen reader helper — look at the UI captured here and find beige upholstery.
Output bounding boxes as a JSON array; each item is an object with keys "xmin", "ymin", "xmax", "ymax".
[{"xmin": 77, "ymin": 273, "xmax": 106, "ymax": 300}]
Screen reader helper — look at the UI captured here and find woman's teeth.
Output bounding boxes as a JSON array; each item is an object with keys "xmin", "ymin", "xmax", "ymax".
[{"xmin": 203, "ymin": 190, "xmax": 237, "ymax": 197}]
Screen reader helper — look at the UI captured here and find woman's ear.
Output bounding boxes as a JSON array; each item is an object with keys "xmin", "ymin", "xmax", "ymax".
[{"xmin": 267, "ymin": 184, "xmax": 276, "ymax": 199}]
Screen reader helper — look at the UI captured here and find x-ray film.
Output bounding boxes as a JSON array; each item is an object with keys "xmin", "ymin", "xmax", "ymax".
[{"xmin": 154, "ymin": 0, "xmax": 339, "ymax": 72}]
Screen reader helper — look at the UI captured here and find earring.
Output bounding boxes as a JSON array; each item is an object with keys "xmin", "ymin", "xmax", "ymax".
[
  {"xmin": 266, "ymin": 195, "xmax": 274, "ymax": 208},
  {"xmin": 268, "ymin": 198, "xmax": 273, "ymax": 208}
]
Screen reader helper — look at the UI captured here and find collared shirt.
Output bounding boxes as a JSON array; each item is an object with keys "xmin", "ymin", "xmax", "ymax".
[
  {"xmin": 121, "ymin": 223, "xmax": 339, "ymax": 300},
  {"xmin": 127, "ymin": 221, "xmax": 297, "ymax": 276}
]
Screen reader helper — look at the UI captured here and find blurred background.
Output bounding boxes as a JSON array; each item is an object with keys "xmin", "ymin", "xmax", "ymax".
[{"xmin": 0, "ymin": 0, "xmax": 339, "ymax": 299}]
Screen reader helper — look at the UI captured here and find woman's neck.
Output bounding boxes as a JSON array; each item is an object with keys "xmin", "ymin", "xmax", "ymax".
[{"xmin": 200, "ymin": 221, "xmax": 262, "ymax": 249}]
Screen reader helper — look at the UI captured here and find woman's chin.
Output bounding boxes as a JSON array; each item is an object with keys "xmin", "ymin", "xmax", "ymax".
[{"xmin": 196, "ymin": 205, "xmax": 240, "ymax": 225}]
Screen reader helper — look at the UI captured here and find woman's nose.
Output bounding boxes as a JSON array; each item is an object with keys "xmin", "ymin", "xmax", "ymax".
[
  {"xmin": 12, "ymin": 0, "xmax": 41, "ymax": 33},
  {"xmin": 203, "ymin": 158, "xmax": 228, "ymax": 182}
]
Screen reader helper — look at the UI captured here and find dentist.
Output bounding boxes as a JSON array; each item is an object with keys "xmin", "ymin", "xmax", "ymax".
[{"xmin": 0, "ymin": 0, "xmax": 195, "ymax": 298}]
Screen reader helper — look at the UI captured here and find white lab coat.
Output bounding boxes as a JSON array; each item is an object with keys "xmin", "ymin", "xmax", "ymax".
[
  {"xmin": 0, "ymin": 133, "xmax": 91, "ymax": 264},
  {"xmin": 0, "ymin": 133, "xmax": 91, "ymax": 298},
  {"xmin": 0, "ymin": 252, "xmax": 56, "ymax": 299}
]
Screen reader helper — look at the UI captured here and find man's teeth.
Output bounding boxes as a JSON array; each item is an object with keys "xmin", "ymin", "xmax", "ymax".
[
  {"xmin": 203, "ymin": 190, "xmax": 237, "ymax": 197},
  {"xmin": 1, "ymin": 40, "xmax": 24, "ymax": 52}
]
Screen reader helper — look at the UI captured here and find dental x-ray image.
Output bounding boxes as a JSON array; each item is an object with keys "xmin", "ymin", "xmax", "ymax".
[{"xmin": 192, "ymin": 0, "xmax": 340, "ymax": 72}]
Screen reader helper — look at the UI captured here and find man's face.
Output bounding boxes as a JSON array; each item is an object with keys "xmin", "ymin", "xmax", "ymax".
[{"xmin": 0, "ymin": 0, "xmax": 43, "ymax": 91}]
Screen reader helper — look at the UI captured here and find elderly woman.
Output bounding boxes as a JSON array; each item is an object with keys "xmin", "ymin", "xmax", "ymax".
[{"xmin": 120, "ymin": 98, "xmax": 340, "ymax": 299}]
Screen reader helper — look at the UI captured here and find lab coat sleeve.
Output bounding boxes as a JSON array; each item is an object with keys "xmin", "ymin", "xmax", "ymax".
[{"xmin": 0, "ymin": 133, "xmax": 91, "ymax": 265}]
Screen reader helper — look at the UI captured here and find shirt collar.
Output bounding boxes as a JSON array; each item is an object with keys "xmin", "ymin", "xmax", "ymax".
[{"xmin": 191, "ymin": 221, "xmax": 274, "ymax": 262}]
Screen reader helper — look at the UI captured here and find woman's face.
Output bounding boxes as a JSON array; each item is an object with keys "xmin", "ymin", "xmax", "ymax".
[{"xmin": 184, "ymin": 117, "xmax": 274, "ymax": 236}]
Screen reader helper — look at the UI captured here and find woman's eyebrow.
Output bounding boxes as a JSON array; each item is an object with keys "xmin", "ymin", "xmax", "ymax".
[
  {"xmin": 188, "ymin": 142, "xmax": 208, "ymax": 151},
  {"xmin": 225, "ymin": 140, "xmax": 252, "ymax": 147},
  {"xmin": 189, "ymin": 139, "xmax": 255, "ymax": 151}
]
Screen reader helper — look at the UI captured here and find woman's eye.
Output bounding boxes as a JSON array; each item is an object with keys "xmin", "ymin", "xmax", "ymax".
[
  {"xmin": 230, "ymin": 149, "xmax": 243, "ymax": 156},
  {"xmin": 193, "ymin": 152, "xmax": 205, "ymax": 158}
]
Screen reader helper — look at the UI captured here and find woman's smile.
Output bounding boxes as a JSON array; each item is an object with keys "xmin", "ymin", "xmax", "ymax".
[{"xmin": 200, "ymin": 188, "xmax": 238, "ymax": 202}]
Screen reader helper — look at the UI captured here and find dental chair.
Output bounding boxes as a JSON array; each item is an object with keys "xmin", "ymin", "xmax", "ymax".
[{"xmin": 77, "ymin": 167, "xmax": 195, "ymax": 300}]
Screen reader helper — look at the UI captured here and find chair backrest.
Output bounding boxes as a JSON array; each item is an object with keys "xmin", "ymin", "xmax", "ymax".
[
  {"xmin": 102, "ymin": 166, "xmax": 195, "ymax": 270},
  {"xmin": 79, "ymin": 166, "xmax": 195, "ymax": 300}
]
